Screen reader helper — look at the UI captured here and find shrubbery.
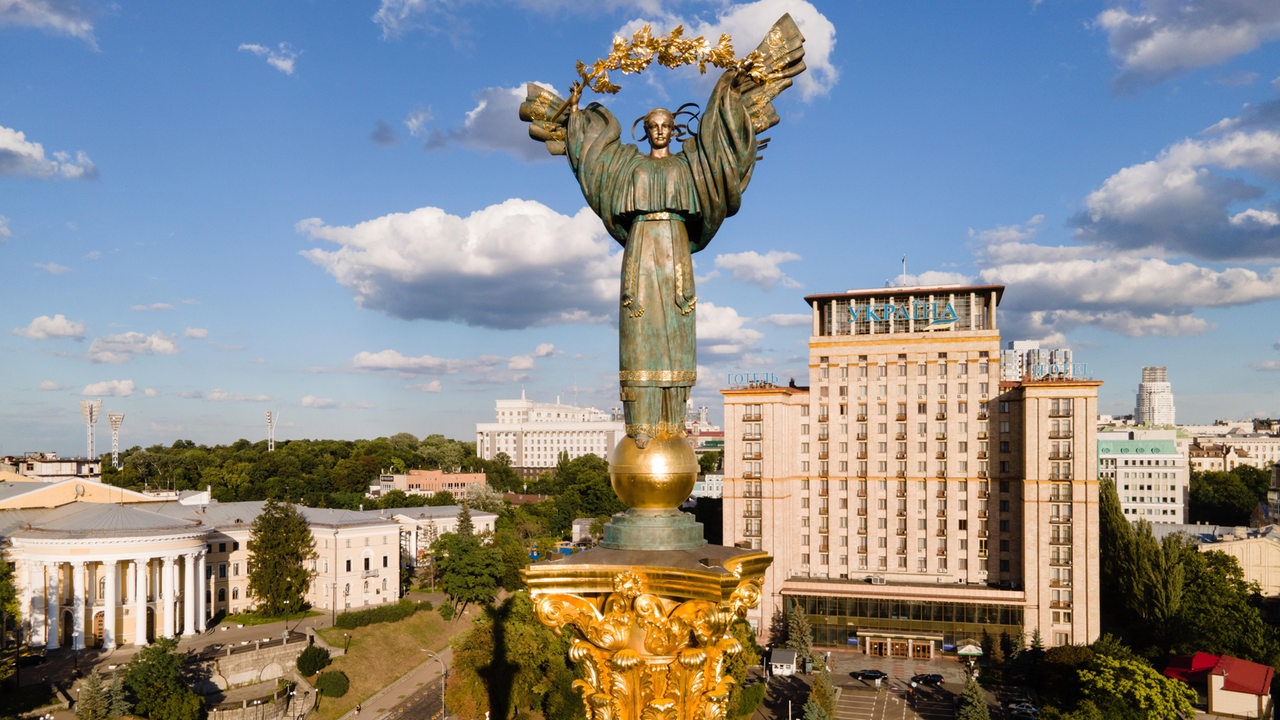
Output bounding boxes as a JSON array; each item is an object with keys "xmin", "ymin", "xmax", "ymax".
[
  {"xmin": 296, "ymin": 645, "xmax": 331, "ymax": 677},
  {"xmin": 334, "ymin": 598, "xmax": 433, "ymax": 629},
  {"xmin": 315, "ymin": 670, "xmax": 350, "ymax": 698},
  {"xmin": 438, "ymin": 602, "xmax": 454, "ymax": 621}
]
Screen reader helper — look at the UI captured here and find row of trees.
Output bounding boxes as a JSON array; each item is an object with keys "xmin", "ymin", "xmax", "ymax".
[
  {"xmin": 1188, "ymin": 465, "xmax": 1272, "ymax": 526},
  {"xmin": 75, "ymin": 638, "xmax": 202, "ymax": 720}
]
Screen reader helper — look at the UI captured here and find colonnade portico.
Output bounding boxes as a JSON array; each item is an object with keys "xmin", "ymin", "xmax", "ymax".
[{"xmin": 8, "ymin": 503, "xmax": 208, "ymax": 649}]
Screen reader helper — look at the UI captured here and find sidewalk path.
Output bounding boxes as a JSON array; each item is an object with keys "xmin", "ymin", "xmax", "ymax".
[{"xmin": 336, "ymin": 646, "xmax": 453, "ymax": 720}]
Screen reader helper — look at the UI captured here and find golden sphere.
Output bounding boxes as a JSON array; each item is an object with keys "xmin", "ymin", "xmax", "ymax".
[{"xmin": 609, "ymin": 436, "xmax": 697, "ymax": 510}]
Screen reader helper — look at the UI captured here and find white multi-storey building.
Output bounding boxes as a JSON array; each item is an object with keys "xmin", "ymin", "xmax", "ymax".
[
  {"xmin": 1135, "ymin": 366, "xmax": 1176, "ymax": 426},
  {"xmin": 474, "ymin": 392, "xmax": 625, "ymax": 474},
  {"xmin": 1000, "ymin": 341, "xmax": 1082, "ymax": 382},
  {"xmin": 722, "ymin": 284, "xmax": 1100, "ymax": 655},
  {"xmin": 1098, "ymin": 429, "xmax": 1188, "ymax": 523}
]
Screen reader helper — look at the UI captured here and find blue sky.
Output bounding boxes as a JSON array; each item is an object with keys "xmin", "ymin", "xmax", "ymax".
[{"xmin": 5, "ymin": 0, "xmax": 1280, "ymax": 456}]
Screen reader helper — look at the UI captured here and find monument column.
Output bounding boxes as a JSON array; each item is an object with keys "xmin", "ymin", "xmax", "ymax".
[
  {"xmin": 46, "ymin": 563, "xmax": 61, "ymax": 650},
  {"xmin": 71, "ymin": 560, "xmax": 86, "ymax": 650},
  {"xmin": 103, "ymin": 559, "xmax": 118, "ymax": 649},
  {"xmin": 182, "ymin": 553, "xmax": 196, "ymax": 636}
]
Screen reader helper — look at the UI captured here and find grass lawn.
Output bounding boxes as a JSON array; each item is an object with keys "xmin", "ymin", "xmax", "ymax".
[
  {"xmin": 222, "ymin": 609, "xmax": 322, "ymax": 627},
  {"xmin": 311, "ymin": 608, "xmax": 459, "ymax": 720}
]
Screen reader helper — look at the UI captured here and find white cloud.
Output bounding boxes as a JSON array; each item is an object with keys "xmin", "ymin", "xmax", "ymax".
[
  {"xmin": 1072, "ymin": 127, "xmax": 1280, "ymax": 260},
  {"xmin": 404, "ymin": 108, "xmax": 432, "ymax": 138},
  {"xmin": 409, "ymin": 380, "xmax": 443, "ymax": 393},
  {"xmin": 82, "ymin": 379, "xmax": 134, "ymax": 397},
  {"xmin": 412, "ymin": 86, "xmax": 556, "ymax": 161},
  {"xmin": 184, "ymin": 327, "xmax": 208, "ymax": 339},
  {"xmin": 300, "ymin": 394, "xmax": 374, "ymax": 409},
  {"xmin": 0, "ymin": 124, "xmax": 97, "ymax": 179},
  {"xmin": 534, "ymin": 343, "xmax": 555, "ymax": 357},
  {"xmin": 176, "ymin": 388, "xmax": 270, "ymax": 402},
  {"xmin": 0, "ymin": 0, "xmax": 98, "ymax": 47},
  {"xmin": 670, "ymin": 0, "xmax": 839, "ymax": 101},
  {"xmin": 1096, "ymin": 0, "xmax": 1280, "ymax": 89},
  {"xmin": 300, "ymin": 199, "xmax": 619, "ymax": 329},
  {"xmin": 0, "ymin": 215, "xmax": 10, "ymax": 240},
  {"xmin": 143, "ymin": 387, "xmax": 158, "ymax": 398},
  {"xmin": 88, "ymin": 331, "xmax": 179, "ymax": 363},
  {"xmin": 38, "ymin": 379, "xmax": 66, "ymax": 391},
  {"xmin": 758, "ymin": 312, "xmax": 810, "ymax": 327},
  {"xmin": 508, "ymin": 355, "xmax": 536, "ymax": 371},
  {"xmin": 696, "ymin": 301, "xmax": 764, "ymax": 356},
  {"xmin": 238, "ymin": 42, "xmax": 299, "ymax": 75},
  {"xmin": 353, "ymin": 349, "xmax": 475, "ymax": 375},
  {"xmin": 714, "ymin": 250, "xmax": 802, "ymax": 290},
  {"xmin": 13, "ymin": 313, "xmax": 85, "ymax": 340},
  {"xmin": 1253, "ymin": 359, "xmax": 1280, "ymax": 371},
  {"xmin": 131, "ymin": 302, "xmax": 173, "ymax": 311},
  {"xmin": 34, "ymin": 261, "xmax": 70, "ymax": 275}
]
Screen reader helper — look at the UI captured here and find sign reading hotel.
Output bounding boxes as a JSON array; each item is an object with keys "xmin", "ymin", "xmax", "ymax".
[
  {"xmin": 809, "ymin": 286, "xmax": 1001, "ymax": 337},
  {"xmin": 727, "ymin": 371, "xmax": 780, "ymax": 388}
]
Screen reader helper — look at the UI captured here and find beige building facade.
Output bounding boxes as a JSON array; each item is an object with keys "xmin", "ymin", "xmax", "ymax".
[{"xmin": 722, "ymin": 284, "xmax": 1100, "ymax": 654}]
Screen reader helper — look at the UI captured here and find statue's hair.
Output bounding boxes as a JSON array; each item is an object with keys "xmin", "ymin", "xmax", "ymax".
[{"xmin": 632, "ymin": 103, "xmax": 701, "ymax": 144}]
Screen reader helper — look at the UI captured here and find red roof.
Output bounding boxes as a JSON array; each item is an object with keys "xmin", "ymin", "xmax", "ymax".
[
  {"xmin": 1164, "ymin": 652, "xmax": 1220, "ymax": 684},
  {"xmin": 1213, "ymin": 655, "xmax": 1274, "ymax": 696}
]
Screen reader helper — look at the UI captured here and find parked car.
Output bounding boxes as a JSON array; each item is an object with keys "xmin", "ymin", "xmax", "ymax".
[
  {"xmin": 854, "ymin": 669, "xmax": 888, "ymax": 681},
  {"xmin": 1006, "ymin": 702, "xmax": 1039, "ymax": 717},
  {"xmin": 911, "ymin": 673, "xmax": 944, "ymax": 686}
]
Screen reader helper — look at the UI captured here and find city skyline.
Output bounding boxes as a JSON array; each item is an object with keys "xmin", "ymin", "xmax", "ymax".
[{"xmin": 5, "ymin": 1, "xmax": 1280, "ymax": 456}]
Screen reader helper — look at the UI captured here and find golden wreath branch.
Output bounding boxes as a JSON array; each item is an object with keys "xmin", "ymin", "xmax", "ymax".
[{"xmin": 551, "ymin": 24, "xmax": 772, "ymax": 122}]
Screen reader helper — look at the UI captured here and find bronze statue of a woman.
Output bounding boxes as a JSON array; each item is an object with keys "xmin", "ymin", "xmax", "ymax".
[{"xmin": 520, "ymin": 14, "xmax": 805, "ymax": 518}]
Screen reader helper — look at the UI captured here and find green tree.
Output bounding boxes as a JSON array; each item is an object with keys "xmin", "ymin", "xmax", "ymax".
[
  {"xmin": 698, "ymin": 450, "xmax": 721, "ymax": 475},
  {"xmin": 247, "ymin": 499, "xmax": 316, "ymax": 616},
  {"xmin": 1175, "ymin": 549, "xmax": 1279, "ymax": 663},
  {"xmin": 955, "ymin": 679, "xmax": 991, "ymax": 720},
  {"xmin": 435, "ymin": 505, "xmax": 503, "ymax": 614},
  {"xmin": 785, "ymin": 602, "xmax": 814, "ymax": 667},
  {"xmin": 76, "ymin": 671, "xmax": 112, "ymax": 720},
  {"xmin": 725, "ymin": 619, "xmax": 765, "ymax": 718},
  {"xmin": 0, "ymin": 556, "xmax": 18, "ymax": 654},
  {"xmin": 1077, "ymin": 653, "xmax": 1196, "ymax": 720},
  {"xmin": 808, "ymin": 663, "xmax": 836, "ymax": 720},
  {"xmin": 1189, "ymin": 470, "xmax": 1258, "ymax": 526},
  {"xmin": 123, "ymin": 637, "xmax": 202, "ymax": 720}
]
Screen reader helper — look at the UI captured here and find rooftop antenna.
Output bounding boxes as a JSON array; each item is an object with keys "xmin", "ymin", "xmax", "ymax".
[
  {"xmin": 266, "ymin": 410, "xmax": 277, "ymax": 452},
  {"xmin": 108, "ymin": 412, "xmax": 125, "ymax": 470},
  {"xmin": 80, "ymin": 399, "xmax": 102, "ymax": 460},
  {"xmin": 901, "ymin": 255, "xmax": 907, "ymax": 284}
]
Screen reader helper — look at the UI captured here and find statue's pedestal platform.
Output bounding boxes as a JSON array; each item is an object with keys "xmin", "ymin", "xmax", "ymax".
[{"xmin": 524, "ymin": 542, "xmax": 771, "ymax": 601}]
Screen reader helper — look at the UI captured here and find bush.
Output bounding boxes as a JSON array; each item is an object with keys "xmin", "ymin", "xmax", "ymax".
[
  {"xmin": 296, "ymin": 645, "xmax": 331, "ymax": 677},
  {"xmin": 438, "ymin": 602, "xmax": 454, "ymax": 621},
  {"xmin": 334, "ymin": 599, "xmax": 433, "ymax": 630},
  {"xmin": 315, "ymin": 670, "xmax": 350, "ymax": 698}
]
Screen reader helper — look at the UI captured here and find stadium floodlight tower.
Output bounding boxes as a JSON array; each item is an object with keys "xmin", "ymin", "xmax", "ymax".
[
  {"xmin": 108, "ymin": 412, "xmax": 125, "ymax": 469},
  {"xmin": 80, "ymin": 399, "xmax": 103, "ymax": 460},
  {"xmin": 266, "ymin": 410, "xmax": 276, "ymax": 452}
]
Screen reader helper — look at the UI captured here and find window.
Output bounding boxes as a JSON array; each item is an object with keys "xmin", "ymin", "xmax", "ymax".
[
  {"xmin": 345, "ymin": 560, "xmax": 352, "ymax": 572},
  {"xmin": 232, "ymin": 587, "xmax": 239, "ymax": 600}
]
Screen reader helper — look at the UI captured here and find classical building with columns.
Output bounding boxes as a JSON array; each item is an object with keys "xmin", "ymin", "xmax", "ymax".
[{"xmin": 0, "ymin": 476, "xmax": 496, "ymax": 649}]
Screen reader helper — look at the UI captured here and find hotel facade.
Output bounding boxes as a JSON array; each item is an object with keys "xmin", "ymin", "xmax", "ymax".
[{"xmin": 722, "ymin": 284, "xmax": 1100, "ymax": 656}]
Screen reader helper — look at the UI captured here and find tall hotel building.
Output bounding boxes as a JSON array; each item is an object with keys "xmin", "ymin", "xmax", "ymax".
[{"xmin": 722, "ymin": 284, "xmax": 1101, "ymax": 656}]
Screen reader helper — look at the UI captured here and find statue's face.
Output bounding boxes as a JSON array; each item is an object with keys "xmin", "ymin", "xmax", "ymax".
[{"xmin": 645, "ymin": 110, "xmax": 675, "ymax": 151}]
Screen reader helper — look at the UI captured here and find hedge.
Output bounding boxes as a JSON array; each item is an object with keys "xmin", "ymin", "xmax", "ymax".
[
  {"xmin": 333, "ymin": 599, "xmax": 433, "ymax": 630},
  {"xmin": 296, "ymin": 645, "xmax": 331, "ymax": 676}
]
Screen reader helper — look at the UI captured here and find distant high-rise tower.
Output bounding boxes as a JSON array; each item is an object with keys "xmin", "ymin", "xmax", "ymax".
[
  {"xmin": 1135, "ymin": 366, "xmax": 1176, "ymax": 426},
  {"xmin": 265, "ymin": 410, "xmax": 276, "ymax": 452},
  {"xmin": 108, "ymin": 412, "xmax": 125, "ymax": 469},
  {"xmin": 80, "ymin": 399, "xmax": 102, "ymax": 459}
]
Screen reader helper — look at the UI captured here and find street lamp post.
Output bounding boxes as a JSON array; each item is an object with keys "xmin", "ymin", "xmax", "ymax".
[{"xmin": 422, "ymin": 649, "xmax": 447, "ymax": 719}]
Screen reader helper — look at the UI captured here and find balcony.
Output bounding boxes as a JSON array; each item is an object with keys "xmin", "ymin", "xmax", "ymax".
[
  {"xmin": 936, "ymin": 451, "xmax": 947, "ymax": 459},
  {"xmin": 936, "ymin": 470, "xmax": 946, "ymax": 478},
  {"xmin": 743, "ymin": 488, "xmax": 762, "ymax": 498},
  {"xmin": 936, "ymin": 412, "xmax": 947, "ymax": 421},
  {"xmin": 1050, "ymin": 514, "xmax": 1073, "ymax": 524},
  {"xmin": 818, "ymin": 506, "xmax": 828, "ymax": 516},
  {"xmin": 1050, "ymin": 493, "xmax": 1072, "ymax": 503},
  {"xmin": 896, "ymin": 413, "xmax": 907, "ymax": 421},
  {"xmin": 857, "ymin": 452, "xmax": 868, "ymax": 460},
  {"xmin": 896, "ymin": 546, "xmax": 907, "ymax": 555},
  {"xmin": 1049, "ymin": 452, "xmax": 1073, "ymax": 460},
  {"xmin": 936, "ymin": 432, "xmax": 947, "ymax": 441},
  {"xmin": 818, "ymin": 431, "xmax": 830, "ymax": 440},
  {"xmin": 1049, "ymin": 409, "xmax": 1074, "ymax": 418},
  {"xmin": 937, "ymin": 489, "xmax": 947, "ymax": 498},
  {"xmin": 857, "ymin": 414, "xmax": 868, "ymax": 422},
  {"xmin": 977, "ymin": 431, "xmax": 988, "ymax": 439},
  {"xmin": 743, "ymin": 471, "xmax": 761, "ymax": 479},
  {"xmin": 1049, "ymin": 473, "xmax": 1073, "ymax": 481},
  {"xmin": 857, "ymin": 489, "xmax": 867, "ymax": 497},
  {"xmin": 977, "ymin": 451, "xmax": 988, "ymax": 459},
  {"xmin": 895, "ymin": 432, "xmax": 907, "ymax": 440},
  {"xmin": 1051, "ymin": 534, "xmax": 1072, "ymax": 545},
  {"xmin": 896, "ymin": 528, "xmax": 907, "ymax": 536},
  {"xmin": 857, "ymin": 527, "xmax": 867, "ymax": 535},
  {"xmin": 1050, "ymin": 579, "xmax": 1072, "ymax": 588},
  {"xmin": 742, "ymin": 452, "xmax": 762, "ymax": 461},
  {"xmin": 977, "ymin": 490, "xmax": 989, "ymax": 499},
  {"xmin": 896, "ymin": 470, "xmax": 906, "ymax": 478},
  {"xmin": 856, "ymin": 468, "xmax": 868, "ymax": 477},
  {"xmin": 818, "ymin": 487, "xmax": 829, "ymax": 496},
  {"xmin": 936, "ymin": 547, "xmax": 947, "ymax": 556},
  {"xmin": 818, "ymin": 451, "xmax": 829, "ymax": 459},
  {"xmin": 977, "ymin": 412, "xmax": 989, "ymax": 420},
  {"xmin": 858, "ymin": 507, "xmax": 867, "ymax": 516},
  {"xmin": 362, "ymin": 569, "xmax": 380, "ymax": 579},
  {"xmin": 896, "ymin": 452, "xmax": 907, "ymax": 460},
  {"xmin": 978, "ymin": 509, "xmax": 988, "ymax": 519},
  {"xmin": 936, "ymin": 509, "xmax": 947, "ymax": 517},
  {"xmin": 896, "ymin": 488, "xmax": 907, "ymax": 498},
  {"xmin": 1050, "ymin": 601, "xmax": 1072, "ymax": 609},
  {"xmin": 1048, "ymin": 430, "xmax": 1074, "ymax": 439},
  {"xmin": 936, "ymin": 527, "xmax": 947, "ymax": 537},
  {"xmin": 742, "ymin": 413, "xmax": 762, "ymax": 422},
  {"xmin": 1050, "ymin": 557, "xmax": 1073, "ymax": 567},
  {"xmin": 856, "ymin": 433, "xmax": 868, "ymax": 441},
  {"xmin": 818, "ymin": 469, "xmax": 829, "ymax": 478},
  {"xmin": 742, "ymin": 432, "xmax": 762, "ymax": 441},
  {"xmin": 977, "ymin": 471, "xmax": 988, "ymax": 479}
]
